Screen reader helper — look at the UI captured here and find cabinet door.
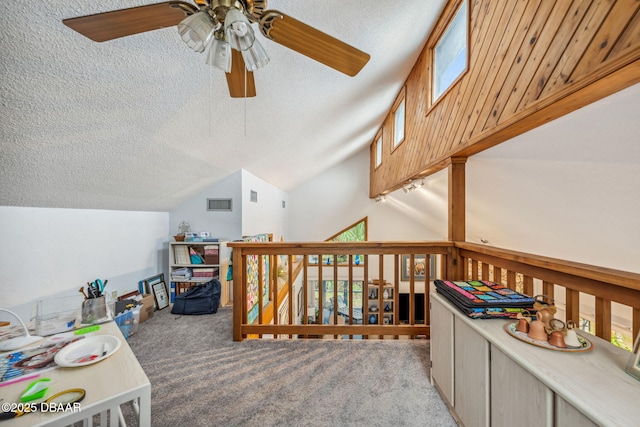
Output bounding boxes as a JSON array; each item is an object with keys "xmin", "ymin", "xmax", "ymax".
[
  {"xmin": 430, "ymin": 296, "xmax": 455, "ymax": 407},
  {"xmin": 454, "ymin": 317, "xmax": 490, "ymax": 427},
  {"xmin": 555, "ymin": 395, "xmax": 597, "ymax": 427},
  {"xmin": 490, "ymin": 345, "xmax": 553, "ymax": 427}
]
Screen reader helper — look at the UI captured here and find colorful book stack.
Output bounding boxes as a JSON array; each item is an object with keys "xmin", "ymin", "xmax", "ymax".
[{"xmin": 434, "ymin": 280, "xmax": 535, "ymax": 319}]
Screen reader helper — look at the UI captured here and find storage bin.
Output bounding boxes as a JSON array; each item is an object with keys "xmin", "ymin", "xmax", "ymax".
[
  {"xmin": 114, "ymin": 306, "xmax": 141, "ymax": 339},
  {"xmin": 35, "ymin": 295, "xmax": 83, "ymax": 336}
]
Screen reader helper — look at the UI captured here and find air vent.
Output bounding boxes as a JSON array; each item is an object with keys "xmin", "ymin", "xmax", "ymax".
[
  {"xmin": 207, "ymin": 198, "xmax": 232, "ymax": 211},
  {"xmin": 250, "ymin": 190, "xmax": 258, "ymax": 203}
]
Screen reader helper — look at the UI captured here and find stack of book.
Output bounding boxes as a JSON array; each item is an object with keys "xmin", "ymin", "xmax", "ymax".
[
  {"xmin": 204, "ymin": 245, "xmax": 219, "ymax": 264},
  {"xmin": 171, "ymin": 267, "xmax": 192, "ymax": 281},
  {"xmin": 192, "ymin": 267, "xmax": 218, "ymax": 280}
]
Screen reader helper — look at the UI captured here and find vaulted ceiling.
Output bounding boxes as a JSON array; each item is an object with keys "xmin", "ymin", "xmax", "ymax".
[{"xmin": 0, "ymin": 0, "xmax": 446, "ymax": 211}]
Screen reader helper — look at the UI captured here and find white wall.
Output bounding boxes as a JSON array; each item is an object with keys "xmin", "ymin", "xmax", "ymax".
[
  {"xmin": 466, "ymin": 83, "xmax": 640, "ymax": 274},
  {"xmin": 288, "ymin": 149, "xmax": 447, "ymax": 242},
  {"xmin": 169, "ymin": 169, "xmax": 289, "ymax": 242},
  {"xmin": 0, "ymin": 206, "xmax": 168, "ymax": 320},
  {"xmin": 169, "ymin": 170, "xmax": 242, "ymax": 241},
  {"xmin": 241, "ymin": 170, "xmax": 289, "ymax": 241},
  {"xmin": 288, "ymin": 149, "xmax": 448, "ymax": 294}
]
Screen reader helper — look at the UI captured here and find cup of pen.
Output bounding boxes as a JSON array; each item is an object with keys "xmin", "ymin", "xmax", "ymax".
[{"xmin": 81, "ymin": 296, "xmax": 107, "ymax": 324}]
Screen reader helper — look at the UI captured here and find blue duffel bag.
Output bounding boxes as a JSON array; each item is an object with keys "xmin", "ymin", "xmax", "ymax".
[{"xmin": 171, "ymin": 279, "xmax": 221, "ymax": 315}]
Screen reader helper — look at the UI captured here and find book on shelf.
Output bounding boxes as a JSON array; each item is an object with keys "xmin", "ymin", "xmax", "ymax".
[
  {"xmin": 174, "ymin": 245, "xmax": 190, "ymax": 265},
  {"xmin": 192, "ymin": 267, "xmax": 218, "ymax": 278}
]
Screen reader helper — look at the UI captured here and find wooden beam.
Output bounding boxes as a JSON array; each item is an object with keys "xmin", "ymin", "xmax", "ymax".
[{"xmin": 448, "ymin": 157, "xmax": 467, "ymax": 242}]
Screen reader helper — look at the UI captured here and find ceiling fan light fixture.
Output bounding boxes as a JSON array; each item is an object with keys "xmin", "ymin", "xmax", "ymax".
[
  {"xmin": 242, "ymin": 39, "xmax": 270, "ymax": 71},
  {"xmin": 177, "ymin": 10, "xmax": 216, "ymax": 53},
  {"xmin": 207, "ymin": 35, "xmax": 232, "ymax": 73},
  {"xmin": 224, "ymin": 8, "xmax": 255, "ymax": 51}
]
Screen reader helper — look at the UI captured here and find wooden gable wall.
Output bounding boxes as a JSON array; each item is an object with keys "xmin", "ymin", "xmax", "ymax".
[{"xmin": 370, "ymin": 0, "xmax": 640, "ymax": 197}]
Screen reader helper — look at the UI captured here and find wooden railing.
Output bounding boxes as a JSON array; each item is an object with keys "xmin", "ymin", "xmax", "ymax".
[
  {"xmin": 229, "ymin": 241, "xmax": 640, "ymax": 344},
  {"xmin": 229, "ymin": 241, "xmax": 453, "ymax": 341},
  {"xmin": 456, "ymin": 242, "xmax": 640, "ymax": 344}
]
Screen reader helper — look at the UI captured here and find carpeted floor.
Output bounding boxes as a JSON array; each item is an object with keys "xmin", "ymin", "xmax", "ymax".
[{"xmin": 126, "ymin": 305, "xmax": 456, "ymax": 427}]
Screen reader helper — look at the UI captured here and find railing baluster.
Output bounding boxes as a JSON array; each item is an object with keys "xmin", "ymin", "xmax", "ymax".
[
  {"xmin": 409, "ymin": 254, "xmax": 415, "ymax": 329},
  {"xmin": 471, "ymin": 259, "xmax": 478, "ymax": 280},
  {"xmin": 543, "ymin": 280, "xmax": 554, "ymax": 301},
  {"xmin": 422, "ymin": 253, "xmax": 429, "ymax": 332},
  {"xmin": 288, "ymin": 254, "xmax": 293, "ymax": 339},
  {"xmin": 481, "ymin": 262, "xmax": 490, "ymax": 281},
  {"xmin": 333, "ymin": 254, "xmax": 338, "ymax": 338},
  {"xmin": 348, "ymin": 254, "xmax": 354, "ymax": 339},
  {"xmin": 595, "ymin": 297, "xmax": 612, "ymax": 342},
  {"xmin": 494, "ymin": 266, "xmax": 502, "ymax": 285},
  {"xmin": 566, "ymin": 289, "xmax": 580, "ymax": 326},
  {"xmin": 318, "ymin": 254, "xmax": 323, "ymax": 326},
  {"xmin": 523, "ymin": 275, "xmax": 533, "ymax": 297},
  {"xmin": 634, "ymin": 308, "xmax": 640, "ymax": 343},
  {"xmin": 303, "ymin": 255, "xmax": 308, "ymax": 328},
  {"xmin": 378, "ymin": 255, "xmax": 384, "ymax": 330}
]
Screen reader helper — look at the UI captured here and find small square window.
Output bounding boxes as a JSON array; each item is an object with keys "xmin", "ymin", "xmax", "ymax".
[
  {"xmin": 375, "ymin": 133, "xmax": 383, "ymax": 168},
  {"xmin": 433, "ymin": 0, "xmax": 468, "ymax": 103},
  {"xmin": 393, "ymin": 97, "xmax": 405, "ymax": 148}
]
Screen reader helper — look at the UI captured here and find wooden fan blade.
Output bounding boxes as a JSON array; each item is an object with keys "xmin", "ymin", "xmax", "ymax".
[
  {"xmin": 225, "ymin": 50, "xmax": 257, "ymax": 98},
  {"xmin": 62, "ymin": 1, "xmax": 196, "ymax": 42},
  {"xmin": 261, "ymin": 11, "xmax": 370, "ymax": 77}
]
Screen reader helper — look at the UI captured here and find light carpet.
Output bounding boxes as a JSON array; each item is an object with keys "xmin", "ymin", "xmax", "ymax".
[{"xmin": 126, "ymin": 305, "xmax": 456, "ymax": 427}]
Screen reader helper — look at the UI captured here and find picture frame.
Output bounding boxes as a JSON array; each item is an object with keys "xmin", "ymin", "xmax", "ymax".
[
  {"xmin": 401, "ymin": 254, "xmax": 436, "ymax": 281},
  {"xmin": 141, "ymin": 273, "xmax": 164, "ymax": 296},
  {"xmin": 152, "ymin": 281, "xmax": 170, "ymax": 310},
  {"xmin": 625, "ymin": 331, "xmax": 640, "ymax": 381}
]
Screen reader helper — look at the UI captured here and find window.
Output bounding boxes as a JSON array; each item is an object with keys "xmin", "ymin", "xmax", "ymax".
[
  {"xmin": 375, "ymin": 132, "xmax": 383, "ymax": 168},
  {"xmin": 432, "ymin": 0, "xmax": 468, "ymax": 103},
  {"xmin": 392, "ymin": 92, "xmax": 406, "ymax": 148},
  {"xmin": 307, "ymin": 218, "xmax": 368, "ymax": 266}
]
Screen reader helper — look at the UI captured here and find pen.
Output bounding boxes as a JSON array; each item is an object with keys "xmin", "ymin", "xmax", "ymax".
[{"xmin": 0, "ymin": 373, "xmax": 40, "ymax": 388}]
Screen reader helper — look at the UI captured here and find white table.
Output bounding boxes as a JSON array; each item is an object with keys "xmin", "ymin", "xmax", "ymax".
[{"xmin": 1, "ymin": 321, "xmax": 150, "ymax": 427}]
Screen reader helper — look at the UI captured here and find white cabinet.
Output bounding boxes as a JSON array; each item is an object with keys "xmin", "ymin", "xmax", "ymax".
[
  {"xmin": 490, "ymin": 346, "xmax": 552, "ymax": 427},
  {"xmin": 430, "ymin": 291, "xmax": 640, "ymax": 427},
  {"xmin": 430, "ymin": 294, "xmax": 454, "ymax": 407},
  {"xmin": 431, "ymin": 296, "xmax": 489, "ymax": 427},
  {"xmin": 454, "ymin": 318, "xmax": 490, "ymax": 427}
]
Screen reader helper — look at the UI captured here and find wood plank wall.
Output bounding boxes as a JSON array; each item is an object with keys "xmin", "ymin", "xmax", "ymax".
[{"xmin": 370, "ymin": 0, "xmax": 640, "ymax": 197}]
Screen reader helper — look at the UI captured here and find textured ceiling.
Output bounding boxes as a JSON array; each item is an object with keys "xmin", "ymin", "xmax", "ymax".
[{"xmin": 0, "ymin": 0, "xmax": 446, "ymax": 211}]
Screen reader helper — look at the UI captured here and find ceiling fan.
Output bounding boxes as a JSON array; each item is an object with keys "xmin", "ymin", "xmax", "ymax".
[{"xmin": 62, "ymin": 0, "xmax": 371, "ymax": 98}]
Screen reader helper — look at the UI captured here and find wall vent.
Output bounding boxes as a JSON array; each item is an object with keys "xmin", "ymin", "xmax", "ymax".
[
  {"xmin": 207, "ymin": 198, "xmax": 232, "ymax": 211},
  {"xmin": 250, "ymin": 190, "xmax": 258, "ymax": 203}
]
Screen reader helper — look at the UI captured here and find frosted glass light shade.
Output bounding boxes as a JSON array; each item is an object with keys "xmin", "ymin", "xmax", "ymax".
[
  {"xmin": 241, "ymin": 39, "xmax": 270, "ymax": 71},
  {"xmin": 207, "ymin": 37, "xmax": 232, "ymax": 73},
  {"xmin": 177, "ymin": 11, "xmax": 215, "ymax": 53},
  {"xmin": 224, "ymin": 8, "xmax": 255, "ymax": 51}
]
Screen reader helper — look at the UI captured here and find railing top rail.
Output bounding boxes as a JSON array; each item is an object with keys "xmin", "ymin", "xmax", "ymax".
[
  {"xmin": 228, "ymin": 240, "xmax": 453, "ymax": 250},
  {"xmin": 456, "ymin": 241, "xmax": 640, "ymax": 291},
  {"xmin": 228, "ymin": 241, "xmax": 453, "ymax": 256}
]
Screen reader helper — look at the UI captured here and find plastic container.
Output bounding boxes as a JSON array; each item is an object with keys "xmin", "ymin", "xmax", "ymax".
[
  {"xmin": 114, "ymin": 306, "xmax": 141, "ymax": 339},
  {"xmin": 35, "ymin": 295, "xmax": 83, "ymax": 336}
]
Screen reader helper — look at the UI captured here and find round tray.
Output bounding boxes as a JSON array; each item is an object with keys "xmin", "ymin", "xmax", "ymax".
[{"xmin": 504, "ymin": 321, "xmax": 593, "ymax": 353}]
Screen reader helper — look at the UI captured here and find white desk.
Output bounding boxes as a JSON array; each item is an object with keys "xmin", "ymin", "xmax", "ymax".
[{"xmin": 0, "ymin": 321, "xmax": 150, "ymax": 427}]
